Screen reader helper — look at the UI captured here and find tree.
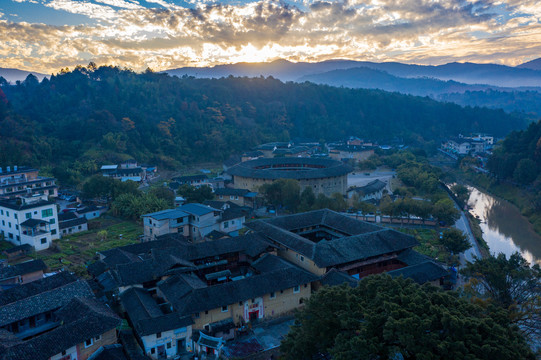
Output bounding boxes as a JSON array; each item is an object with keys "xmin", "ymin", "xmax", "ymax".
[
  {"xmin": 281, "ymin": 275, "xmax": 535, "ymax": 360},
  {"xmin": 432, "ymin": 198, "xmax": 460, "ymax": 225},
  {"xmin": 177, "ymin": 185, "xmax": 214, "ymax": 203},
  {"xmin": 462, "ymin": 252, "xmax": 541, "ymax": 340},
  {"xmin": 441, "ymin": 228, "xmax": 471, "ymax": 254},
  {"xmin": 451, "ymin": 184, "xmax": 470, "ymax": 209},
  {"xmin": 299, "ymin": 187, "xmax": 315, "ymax": 211},
  {"xmin": 148, "ymin": 186, "xmax": 175, "ymax": 207},
  {"xmin": 259, "ymin": 179, "xmax": 300, "ymax": 212}
]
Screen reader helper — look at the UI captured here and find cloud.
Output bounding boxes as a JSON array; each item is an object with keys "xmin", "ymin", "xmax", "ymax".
[{"xmin": 1, "ymin": 0, "xmax": 540, "ymax": 73}]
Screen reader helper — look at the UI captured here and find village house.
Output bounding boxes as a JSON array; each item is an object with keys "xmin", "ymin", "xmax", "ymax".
[
  {"xmin": 0, "ymin": 259, "xmax": 47, "ymax": 289},
  {"xmin": 0, "ymin": 271, "xmax": 121, "ymax": 360},
  {"xmin": 214, "ymin": 188, "xmax": 257, "ymax": 208},
  {"xmin": 347, "ymin": 179, "xmax": 388, "ymax": 202},
  {"xmin": 328, "ymin": 144, "xmax": 375, "ymax": 162},
  {"xmin": 75, "ymin": 205, "xmax": 107, "ymax": 220},
  {"xmin": 120, "ymin": 287, "xmax": 193, "ymax": 359},
  {"xmin": 141, "ymin": 203, "xmax": 245, "ymax": 242},
  {"xmin": 0, "ymin": 166, "xmax": 58, "ymax": 199},
  {"xmin": 172, "ymin": 175, "xmax": 209, "ymax": 188},
  {"xmin": 442, "ymin": 134, "xmax": 492, "ymax": 156},
  {"xmin": 100, "ymin": 160, "xmax": 149, "ymax": 182},
  {"xmin": 0, "ymin": 193, "xmax": 60, "ymax": 251},
  {"xmin": 58, "ymin": 212, "xmax": 88, "ymax": 237},
  {"xmin": 246, "ymin": 209, "xmax": 448, "ymax": 283}
]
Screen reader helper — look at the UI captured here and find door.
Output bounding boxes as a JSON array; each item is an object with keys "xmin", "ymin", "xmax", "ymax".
[
  {"xmin": 157, "ymin": 345, "xmax": 166, "ymax": 359},
  {"xmin": 177, "ymin": 339, "xmax": 186, "ymax": 354},
  {"xmin": 249, "ymin": 310, "xmax": 259, "ymax": 322}
]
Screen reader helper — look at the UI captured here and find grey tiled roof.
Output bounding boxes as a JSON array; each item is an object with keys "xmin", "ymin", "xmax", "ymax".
[
  {"xmin": 349, "ymin": 179, "xmax": 387, "ymax": 195},
  {"xmin": 0, "ymin": 277, "xmax": 93, "ymax": 327},
  {"xmin": 59, "ymin": 216, "xmax": 87, "ymax": 230},
  {"xmin": 0, "ymin": 297, "xmax": 121, "ymax": 360},
  {"xmin": 0, "ymin": 259, "xmax": 46, "ymax": 280},
  {"xmin": 388, "ymin": 261, "xmax": 449, "ymax": 284},
  {"xmin": 247, "ymin": 209, "xmax": 418, "ymax": 268},
  {"xmin": 0, "ymin": 271, "xmax": 77, "ymax": 306},
  {"xmin": 214, "ymin": 188, "xmax": 250, "ymax": 196},
  {"xmin": 159, "ymin": 256, "xmax": 318, "ymax": 316},
  {"xmin": 319, "ymin": 269, "xmax": 358, "ymax": 287},
  {"xmin": 226, "ymin": 157, "xmax": 352, "ymax": 180},
  {"xmin": 120, "ymin": 287, "xmax": 193, "ymax": 337}
]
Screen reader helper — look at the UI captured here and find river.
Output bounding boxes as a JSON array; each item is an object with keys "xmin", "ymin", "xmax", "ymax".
[{"xmin": 466, "ymin": 186, "xmax": 541, "ymax": 265}]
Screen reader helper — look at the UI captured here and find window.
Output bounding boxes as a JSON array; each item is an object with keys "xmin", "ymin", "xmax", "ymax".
[
  {"xmin": 223, "ymin": 221, "xmax": 229, "ymax": 229},
  {"xmin": 239, "ymin": 301, "xmax": 243, "ymax": 306},
  {"xmin": 293, "ymin": 285, "xmax": 300, "ymax": 293},
  {"xmin": 49, "ymin": 219, "xmax": 55, "ymax": 224},
  {"xmin": 25, "ymin": 212, "xmax": 31, "ymax": 219},
  {"xmin": 194, "ymin": 312, "xmax": 200, "ymax": 318},
  {"xmin": 8, "ymin": 233, "xmax": 13, "ymax": 239},
  {"xmin": 15, "ymin": 225, "xmax": 18, "ymax": 230},
  {"xmin": 61, "ymin": 351, "xmax": 66, "ymax": 356},
  {"xmin": 40, "ymin": 238, "xmax": 47, "ymax": 244},
  {"xmin": 1, "ymin": 220, "xmax": 4, "ymax": 226},
  {"xmin": 167, "ymin": 342, "xmax": 172, "ymax": 349},
  {"xmin": 0, "ymin": 210, "xmax": 3, "ymax": 215},
  {"xmin": 95, "ymin": 335, "xmax": 101, "ymax": 341},
  {"xmin": 78, "ymin": 226, "xmax": 82, "ymax": 230},
  {"xmin": 41, "ymin": 208, "xmax": 53, "ymax": 218},
  {"xmin": 230, "ymin": 196, "xmax": 234, "ymax": 200},
  {"xmin": 270, "ymin": 292, "xmax": 276, "ymax": 299},
  {"xmin": 6, "ymin": 211, "xmax": 9, "ymax": 217},
  {"xmin": 205, "ymin": 310, "xmax": 209, "ymax": 315},
  {"xmin": 51, "ymin": 229, "xmax": 57, "ymax": 235},
  {"xmin": 14, "ymin": 214, "xmax": 17, "ymax": 219},
  {"xmin": 219, "ymin": 195, "xmax": 223, "ymax": 199},
  {"xmin": 151, "ymin": 348, "xmax": 156, "ymax": 354},
  {"xmin": 8, "ymin": 222, "xmax": 11, "ymax": 228},
  {"xmin": 156, "ymin": 332, "xmax": 162, "ymax": 339},
  {"xmin": 300, "ymin": 256, "xmax": 304, "ymax": 262},
  {"xmin": 235, "ymin": 196, "xmax": 239, "ymax": 200},
  {"xmin": 221, "ymin": 305, "xmax": 228, "ymax": 312},
  {"xmin": 84, "ymin": 338, "xmax": 93, "ymax": 348}
]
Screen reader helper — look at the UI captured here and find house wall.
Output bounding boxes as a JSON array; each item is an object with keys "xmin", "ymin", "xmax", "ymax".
[
  {"xmin": 76, "ymin": 328, "xmax": 117, "ymax": 360},
  {"xmin": 0, "ymin": 202, "xmax": 59, "ymax": 250},
  {"xmin": 21, "ymin": 270, "xmax": 44, "ymax": 284},
  {"xmin": 50, "ymin": 345, "xmax": 77, "ymax": 360},
  {"xmin": 141, "ymin": 326, "xmax": 192, "ymax": 359},
  {"xmin": 329, "ymin": 149, "xmax": 374, "ymax": 161},
  {"xmin": 191, "ymin": 285, "xmax": 311, "ymax": 331},
  {"xmin": 232, "ymin": 175, "xmax": 348, "ymax": 196},
  {"xmin": 219, "ymin": 217, "xmax": 245, "ymax": 233},
  {"xmin": 60, "ymin": 222, "xmax": 88, "ymax": 237},
  {"xmin": 277, "ymin": 248, "xmax": 326, "ymax": 276}
]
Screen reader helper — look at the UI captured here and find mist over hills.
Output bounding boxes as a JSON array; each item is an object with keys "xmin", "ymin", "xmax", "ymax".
[
  {"xmin": 167, "ymin": 59, "xmax": 541, "ymax": 88},
  {"xmin": 0, "ymin": 68, "xmax": 47, "ymax": 84}
]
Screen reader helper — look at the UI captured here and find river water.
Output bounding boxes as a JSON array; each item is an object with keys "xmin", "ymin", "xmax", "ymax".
[{"xmin": 466, "ymin": 186, "xmax": 541, "ymax": 265}]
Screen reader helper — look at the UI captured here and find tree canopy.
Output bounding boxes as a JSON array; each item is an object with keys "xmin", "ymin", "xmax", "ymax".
[
  {"xmin": 0, "ymin": 65, "xmax": 527, "ymax": 182},
  {"xmin": 281, "ymin": 275, "xmax": 534, "ymax": 360}
]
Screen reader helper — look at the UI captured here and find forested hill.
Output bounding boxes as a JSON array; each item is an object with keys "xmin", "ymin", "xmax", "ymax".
[
  {"xmin": 0, "ymin": 66, "xmax": 527, "ymax": 177},
  {"xmin": 488, "ymin": 120, "xmax": 541, "ymax": 187}
]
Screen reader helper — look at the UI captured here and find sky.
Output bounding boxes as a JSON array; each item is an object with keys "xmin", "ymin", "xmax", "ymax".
[{"xmin": 0, "ymin": 0, "xmax": 540, "ymax": 74}]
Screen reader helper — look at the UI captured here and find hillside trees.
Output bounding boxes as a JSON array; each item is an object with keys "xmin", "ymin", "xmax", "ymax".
[
  {"xmin": 0, "ymin": 65, "xmax": 527, "ymax": 177},
  {"xmin": 281, "ymin": 275, "xmax": 534, "ymax": 360}
]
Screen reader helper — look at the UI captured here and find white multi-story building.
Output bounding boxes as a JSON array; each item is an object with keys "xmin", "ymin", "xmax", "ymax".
[
  {"xmin": 0, "ymin": 193, "xmax": 59, "ymax": 251},
  {"xmin": 0, "ymin": 166, "xmax": 58, "ymax": 199}
]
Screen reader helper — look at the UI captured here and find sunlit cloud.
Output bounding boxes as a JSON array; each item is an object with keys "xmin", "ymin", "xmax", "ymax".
[{"xmin": 1, "ymin": 0, "xmax": 540, "ymax": 73}]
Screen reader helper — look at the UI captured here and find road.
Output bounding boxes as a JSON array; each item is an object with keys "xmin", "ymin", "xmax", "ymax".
[{"xmin": 455, "ymin": 210, "xmax": 482, "ymax": 265}]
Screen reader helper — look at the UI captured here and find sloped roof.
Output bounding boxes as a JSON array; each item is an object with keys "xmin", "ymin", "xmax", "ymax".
[
  {"xmin": 160, "ymin": 262, "xmax": 318, "ymax": 316},
  {"xmin": 214, "ymin": 188, "xmax": 250, "ymax": 196},
  {"xmin": 0, "ymin": 297, "xmax": 121, "ymax": 360},
  {"xmin": 246, "ymin": 209, "xmax": 418, "ymax": 268},
  {"xmin": 0, "ymin": 259, "xmax": 46, "ymax": 280},
  {"xmin": 141, "ymin": 208, "xmax": 188, "ymax": 220},
  {"xmin": 0, "ymin": 278, "xmax": 93, "ymax": 327},
  {"xmin": 178, "ymin": 203, "xmax": 220, "ymax": 216},
  {"xmin": 120, "ymin": 287, "xmax": 193, "ymax": 337},
  {"xmin": 0, "ymin": 271, "xmax": 77, "ymax": 306},
  {"xmin": 319, "ymin": 268, "xmax": 358, "ymax": 287},
  {"xmin": 59, "ymin": 216, "xmax": 87, "ymax": 230},
  {"xmin": 349, "ymin": 179, "xmax": 387, "ymax": 195},
  {"xmin": 388, "ymin": 261, "xmax": 449, "ymax": 284},
  {"xmin": 227, "ymin": 157, "xmax": 352, "ymax": 180}
]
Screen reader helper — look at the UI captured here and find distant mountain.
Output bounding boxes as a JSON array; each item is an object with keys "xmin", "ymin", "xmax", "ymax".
[
  {"xmin": 0, "ymin": 68, "xmax": 47, "ymax": 83},
  {"xmin": 517, "ymin": 58, "xmax": 541, "ymax": 71},
  {"xmin": 298, "ymin": 67, "xmax": 514, "ymax": 96},
  {"xmin": 166, "ymin": 59, "xmax": 541, "ymax": 88}
]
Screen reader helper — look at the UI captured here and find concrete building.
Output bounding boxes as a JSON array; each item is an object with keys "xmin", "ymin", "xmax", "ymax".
[
  {"xmin": 0, "ymin": 193, "xmax": 60, "ymax": 251},
  {"xmin": 0, "ymin": 166, "xmax": 57, "ymax": 199},
  {"xmin": 142, "ymin": 203, "xmax": 245, "ymax": 242},
  {"xmin": 226, "ymin": 157, "xmax": 352, "ymax": 196}
]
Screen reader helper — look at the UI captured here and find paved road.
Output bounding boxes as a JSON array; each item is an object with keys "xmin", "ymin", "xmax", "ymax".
[{"xmin": 455, "ymin": 210, "xmax": 482, "ymax": 264}]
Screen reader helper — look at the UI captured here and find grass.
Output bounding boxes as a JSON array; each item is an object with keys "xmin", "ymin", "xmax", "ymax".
[
  {"xmin": 0, "ymin": 240, "xmax": 14, "ymax": 259},
  {"xmin": 31, "ymin": 214, "xmax": 142, "ymax": 277},
  {"xmin": 395, "ymin": 228, "xmax": 453, "ymax": 264}
]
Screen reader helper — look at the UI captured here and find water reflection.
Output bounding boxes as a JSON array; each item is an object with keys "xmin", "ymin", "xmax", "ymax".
[{"xmin": 467, "ymin": 186, "xmax": 541, "ymax": 265}]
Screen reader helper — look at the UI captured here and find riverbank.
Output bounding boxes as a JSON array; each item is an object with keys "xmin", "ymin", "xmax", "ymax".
[{"xmin": 456, "ymin": 170, "xmax": 541, "ymax": 236}]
